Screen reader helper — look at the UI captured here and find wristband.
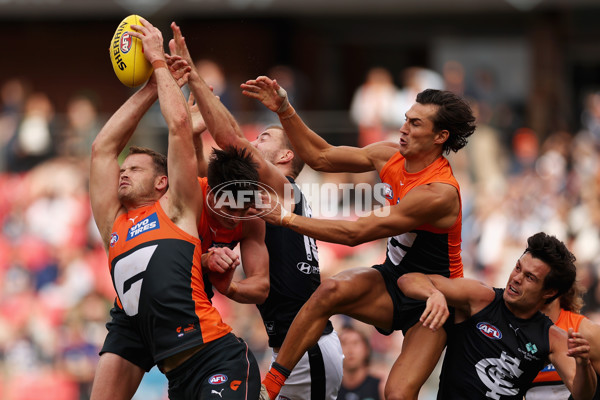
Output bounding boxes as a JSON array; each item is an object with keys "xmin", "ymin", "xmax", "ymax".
[
  {"xmin": 152, "ymin": 59, "xmax": 168, "ymax": 70},
  {"xmin": 275, "ymin": 86, "xmax": 290, "ymax": 113},
  {"xmin": 278, "ymin": 106, "xmax": 296, "ymax": 121},
  {"xmin": 282, "ymin": 212, "xmax": 297, "ymax": 228}
]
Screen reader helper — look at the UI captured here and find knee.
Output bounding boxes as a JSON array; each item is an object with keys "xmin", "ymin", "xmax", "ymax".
[{"xmin": 309, "ymin": 278, "xmax": 346, "ymax": 311}]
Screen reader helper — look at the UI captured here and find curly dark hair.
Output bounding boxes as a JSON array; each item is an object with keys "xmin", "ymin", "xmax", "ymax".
[
  {"xmin": 207, "ymin": 146, "xmax": 260, "ymax": 200},
  {"xmin": 525, "ymin": 232, "xmax": 577, "ymax": 304},
  {"xmin": 416, "ymin": 89, "xmax": 476, "ymax": 154}
]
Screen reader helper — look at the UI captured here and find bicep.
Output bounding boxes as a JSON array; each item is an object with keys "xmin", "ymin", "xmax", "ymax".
[
  {"xmin": 318, "ymin": 142, "xmax": 397, "ymax": 173},
  {"xmin": 89, "ymin": 153, "xmax": 122, "ymax": 243}
]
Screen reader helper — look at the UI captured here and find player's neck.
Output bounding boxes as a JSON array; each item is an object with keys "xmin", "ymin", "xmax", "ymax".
[{"xmin": 403, "ymin": 151, "xmax": 442, "ymax": 173}]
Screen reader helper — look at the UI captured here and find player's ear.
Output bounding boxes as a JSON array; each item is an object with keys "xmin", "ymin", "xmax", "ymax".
[
  {"xmin": 279, "ymin": 149, "xmax": 294, "ymax": 164},
  {"xmin": 434, "ymin": 129, "xmax": 449, "ymax": 145},
  {"xmin": 156, "ymin": 175, "xmax": 168, "ymax": 191}
]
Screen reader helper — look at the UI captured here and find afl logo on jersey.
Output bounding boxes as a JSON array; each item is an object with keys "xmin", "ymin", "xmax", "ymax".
[
  {"xmin": 209, "ymin": 374, "xmax": 228, "ymax": 385},
  {"xmin": 477, "ymin": 322, "xmax": 502, "ymax": 339},
  {"xmin": 110, "ymin": 233, "xmax": 119, "ymax": 247}
]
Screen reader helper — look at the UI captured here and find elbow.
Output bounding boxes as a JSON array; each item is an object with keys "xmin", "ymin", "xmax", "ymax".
[
  {"xmin": 397, "ymin": 275, "xmax": 411, "ymax": 291},
  {"xmin": 256, "ymin": 281, "xmax": 270, "ymax": 304}
]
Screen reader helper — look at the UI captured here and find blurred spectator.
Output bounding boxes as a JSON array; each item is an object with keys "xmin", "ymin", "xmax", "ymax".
[
  {"xmin": 350, "ymin": 66, "xmax": 397, "ymax": 147},
  {"xmin": 58, "ymin": 92, "xmax": 103, "ymax": 159},
  {"xmin": 0, "ymin": 78, "xmax": 30, "ymax": 171},
  {"xmin": 5, "ymin": 92, "xmax": 57, "ymax": 172},
  {"xmin": 337, "ymin": 325, "xmax": 384, "ymax": 400},
  {"xmin": 387, "ymin": 66, "xmax": 444, "ymax": 131}
]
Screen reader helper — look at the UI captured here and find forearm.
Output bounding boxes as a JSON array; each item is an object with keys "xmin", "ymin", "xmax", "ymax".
[
  {"xmin": 282, "ymin": 213, "xmax": 375, "ymax": 246},
  {"xmin": 275, "ymin": 105, "xmax": 334, "ymax": 171},
  {"xmin": 397, "ymin": 273, "xmax": 441, "ymax": 301},
  {"xmin": 571, "ymin": 361, "xmax": 597, "ymax": 400},
  {"xmin": 226, "ymin": 276, "xmax": 269, "ymax": 304},
  {"xmin": 92, "ymin": 83, "xmax": 157, "ymax": 155},
  {"xmin": 155, "ymin": 66, "xmax": 190, "ymax": 134},
  {"xmin": 188, "ymin": 71, "xmax": 244, "ymax": 148}
]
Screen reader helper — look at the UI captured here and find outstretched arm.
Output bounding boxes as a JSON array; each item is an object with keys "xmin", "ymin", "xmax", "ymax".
[
  {"xmin": 262, "ymin": 179, "xmax": 460, "ymax": 247},
  {"xmin": 550, "ymin": 326, "xmax": 596, "ymax": 400},
  {"xmin": 90, "ymin": 79, "xmax": 159, "ymax": 247},
  {"xmin": 169, "ymin": 22, "xmax": 294, "ymax": 208},
  {"xmin": 130, "ymin": 18, "xmax": 198, "ymax": 231},
  {"xmin": 397, "ymin": 273, "xmax": 495, "ymax": 329},
  {"xmin": 241, "ymin": 76, "xmax": 399, "ymax": 173}
]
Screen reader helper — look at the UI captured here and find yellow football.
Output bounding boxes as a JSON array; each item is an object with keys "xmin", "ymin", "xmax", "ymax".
[{"xmin": 109, "ymin": 15, "xmax": 153, "ymax": 88}]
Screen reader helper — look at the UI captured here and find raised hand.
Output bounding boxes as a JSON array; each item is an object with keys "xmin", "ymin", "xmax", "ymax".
[
  {"xmin": 241, "ymin": 76, "xmax": 290, "ymax": 114},
  {"xmin": 129, "ymin": 17, "xmax": 165, "ymax": 64},
  {"xmin": 567, "ymin": 328, "xmax": 592, "ymax": 365}
]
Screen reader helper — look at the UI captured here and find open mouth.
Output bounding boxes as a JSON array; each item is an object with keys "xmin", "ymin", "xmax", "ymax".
[{"xmin": 507, "ymin": 284, "xmax": 519, "ymax": 295}]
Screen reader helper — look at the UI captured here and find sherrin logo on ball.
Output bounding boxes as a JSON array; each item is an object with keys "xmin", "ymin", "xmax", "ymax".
[{"xmin": 110, "ymin": 15, "xmax": 153, "ymax": 88}]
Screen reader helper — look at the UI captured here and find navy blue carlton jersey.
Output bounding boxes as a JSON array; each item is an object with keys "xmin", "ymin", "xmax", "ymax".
[
  {"xmin": 258, "ymin": 177, "xmax": 333, "ymax": 348},
  {"xmin": 438, "ymin": 288, "xmax": 553, "ymax": 400}
]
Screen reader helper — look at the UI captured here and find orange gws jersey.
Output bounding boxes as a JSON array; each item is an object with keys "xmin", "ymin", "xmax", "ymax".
[
  {"xmin": 197, "ymin": 177, "xmax": 244, "ymax": 253},
  {"xmin": 379, "ymin": 152, "xmax": 463, "ymax": 279},
  {"xmin": 108, "ymin": 201, "xmax": 231, "ymax": 363},
  {"xmin": 526, "ymin": 309, "xmax": 586, "ymax": 400}
]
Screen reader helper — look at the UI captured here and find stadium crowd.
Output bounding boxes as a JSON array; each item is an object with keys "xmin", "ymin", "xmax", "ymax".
[{"xmin": 0, "ymin": 60, "xmax": 599, "ymax": 399}]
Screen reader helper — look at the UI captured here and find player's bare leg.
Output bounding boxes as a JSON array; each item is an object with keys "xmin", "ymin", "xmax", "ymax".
[
  {"xmin": 385, "ymin": 322, "xmax": 447, "ymax": 400},
  {"xmin": 90, "ymin": 353, "xmax": 145, "ymax": 400}
]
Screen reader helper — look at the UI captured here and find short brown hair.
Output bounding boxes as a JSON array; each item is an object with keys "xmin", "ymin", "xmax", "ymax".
[{"xmin": 128, "ymin": 146, "xmax": 167, "ymax": 177}]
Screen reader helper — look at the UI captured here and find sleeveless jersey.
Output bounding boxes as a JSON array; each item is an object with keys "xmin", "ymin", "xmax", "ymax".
[
  {"xmin": 337, "ymin": 375, "xmax": 382, "ymax": 400},
  {"xmin": 438, "ymin": 288, "xmax": 553, "ymax": 400},
  {"xmin": 258, "ymin": 177, "xmax": 333, "ymax": 348},
  {"xmin": 108, "ymin": 201, "xmax": 231, "ymax": 363},
  {"xmin": 379, "ymin": 152, "xmax": 463, "ymax": 280},
  {"xmin": 525, "ymin": 309, "xmax": 586, "ymax": 400},
  {"xmin": 197, "ymin": 177, "xmax": 245, "ymax": 300}
]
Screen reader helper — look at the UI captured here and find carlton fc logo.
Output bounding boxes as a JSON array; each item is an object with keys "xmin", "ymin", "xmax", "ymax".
[
  {"xmin": 127, "ymin": 213, "xmax": 160, "ymax": 241},
  {"xmin": 477, "ymin": 322, "xmax": 502, "ymax": 340}
]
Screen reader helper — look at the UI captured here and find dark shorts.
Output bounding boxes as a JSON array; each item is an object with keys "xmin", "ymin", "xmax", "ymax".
[
  {"xmin": 165, "ymin": 333, "xmax": 261, "ymax": 400},
  {"xmin": 372, "ymin": 264, "xmax": 456, "ymax": 336},
  {"xmin": 372, "ymin": 264, "xmax": 426, "ymax": 335},
  {"xmin": 100, "ymin": 304, "xmax": 155, "ymax": 372}
]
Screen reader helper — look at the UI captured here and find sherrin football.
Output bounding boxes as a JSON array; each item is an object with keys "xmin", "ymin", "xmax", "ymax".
[{"xmin": 110, "ymin": 15, "xmax": 153, "ymax": 88}]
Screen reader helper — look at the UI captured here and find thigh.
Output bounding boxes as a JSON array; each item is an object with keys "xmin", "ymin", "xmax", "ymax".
[
  {"xmin": 323, "ymin": 267, "xmax": 394, "ymax": 330},
  {"xmin": 386, "ymin": 322, "xmax": 446, "ymax": 399},
  {"xmin": 91, "ymin": 353, "xmax": 145, "ymax": 400}
]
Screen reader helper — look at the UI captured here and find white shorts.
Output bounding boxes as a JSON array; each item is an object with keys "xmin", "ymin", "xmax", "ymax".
[{"xmin": 272, "ymin": 330, "xmax": 344, "ymax": 400}]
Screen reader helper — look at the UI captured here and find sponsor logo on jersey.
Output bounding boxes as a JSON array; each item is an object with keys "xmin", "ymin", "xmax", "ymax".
[
  {"xmin": 297, "ymin": 262, "xmax": 319, "ymax": 275},
  {"xmin": 120, "ymin": 31, "xmax": 132, "ymax": 53},
  {"xmin": 176, "ymin": 322, "xmax": 198, "ymax": 338},
  {"xmin": 110, "ymin": 232, "xmax": 119, "ymax": 247},
  {"xmin": 540, "ymin": 363, "xmax": 556, "ymax": 372},
  {"xmin": 211, "ymin": 389, "xmax": 224, "ymax": 397},
  {"xmin": 265, "ymin": 321, "xmax": 275, "ymax": 335},
  {"xmin": 383, "ymin": 183, "xmax": 394, "ymax": 200},
  {"xmin": 209, "ymin": 374, "xmax": 228, "ymax": 385},
  {"xmin": 477, "ymin": 322, "xmax": 502, "ymax": 339},
  {"xmin": 127, "ymin": 213, "xmax": 159, "ymax": 241},
  {"xmin": 526, "ymin": 342, "xmax": 537, "ymax": 354}
]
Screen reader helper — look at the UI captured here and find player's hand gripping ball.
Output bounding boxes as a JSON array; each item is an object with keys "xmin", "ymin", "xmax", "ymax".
[{"xmin": 110, "ymin": 15, "xmax": 153, "ymax": 88}]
